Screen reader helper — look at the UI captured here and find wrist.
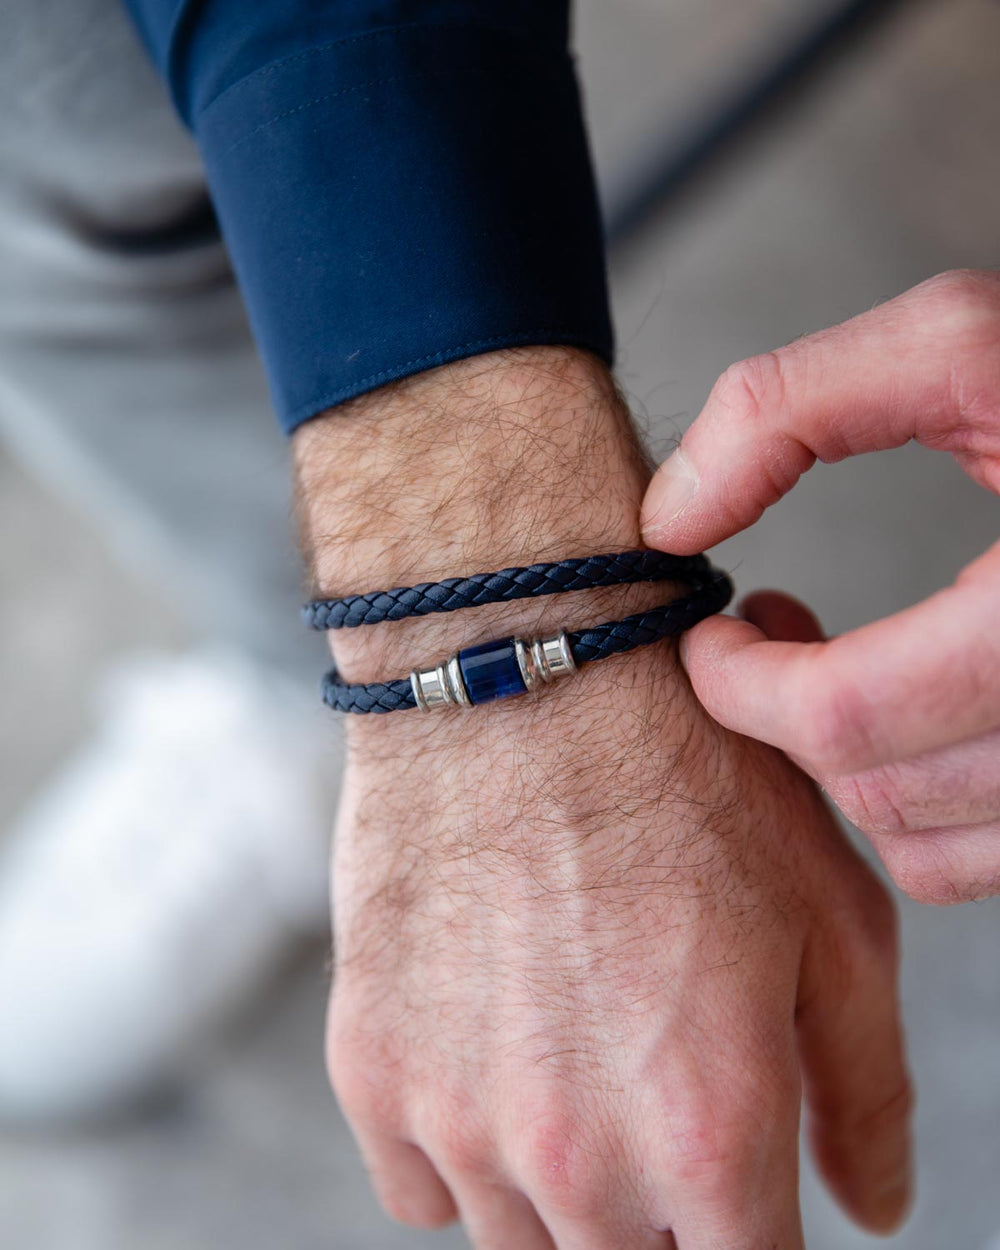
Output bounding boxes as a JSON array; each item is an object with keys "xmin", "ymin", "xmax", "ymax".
[
  {"xmin": 293, "ymin": 347, "xmax": 650, "ymax": 580},
  {"xmin": 294, "ymin": 347, "xmax": 693, "ymax": 694}
]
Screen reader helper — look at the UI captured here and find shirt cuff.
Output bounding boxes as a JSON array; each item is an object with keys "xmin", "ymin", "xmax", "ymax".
[{"xmin": 191, "ymin": 21, "xmax": 613, "ymax": 433}]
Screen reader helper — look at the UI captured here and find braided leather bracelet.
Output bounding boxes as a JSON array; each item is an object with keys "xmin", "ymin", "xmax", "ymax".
[
  {"xmin": 303, "ymin": 550, "xmax": 711, "ymax": 630},
  {"xmin": 320, "ymin": 567, "xmax": 732, "ymax": 714}
]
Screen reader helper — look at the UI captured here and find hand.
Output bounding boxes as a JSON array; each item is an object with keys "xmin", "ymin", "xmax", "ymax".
[
  {"xmin": 641, "ymin": 269, "xmax": 1000, "ymax": 904},
  {"xmin": 296, "ymin": 349, "xmax": 912, "ymax": 1247}
]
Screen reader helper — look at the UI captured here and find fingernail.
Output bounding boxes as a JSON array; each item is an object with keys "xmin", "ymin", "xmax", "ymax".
[
  {"xmin": 870, "ymin": 1163, "xmax": 913, "ymax": 1230},
  {"xmin": 643, "ymin": 450, "xmax": 699, "ymax": 536},
  {"xmin": 878, "ymin": 1163, "xmax": 912, "ymax": 1201}
]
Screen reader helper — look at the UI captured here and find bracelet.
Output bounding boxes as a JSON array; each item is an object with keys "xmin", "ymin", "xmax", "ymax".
[
  {"xmin": 303, "ymin": 549, "xmax": 711, "ymax": 630},
  {"xmin": 320, "ymin": 567, "xmax": 732, "ymax": 714}
]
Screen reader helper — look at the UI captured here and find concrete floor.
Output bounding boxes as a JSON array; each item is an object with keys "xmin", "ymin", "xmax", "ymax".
[{"xmin": 1, "ymin": 0, "xmax": 999, "ymax": 1246}]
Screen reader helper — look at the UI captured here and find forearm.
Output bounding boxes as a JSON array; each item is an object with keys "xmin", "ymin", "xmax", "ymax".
[{"xmin": 293, "ymin": 347, "xmax": 679, "ymax": 688}]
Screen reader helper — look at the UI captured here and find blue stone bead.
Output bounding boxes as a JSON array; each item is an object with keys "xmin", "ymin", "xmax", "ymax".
[{"xmin": 458, "ymin": 637, "xmax": 527, "ymax": 705}]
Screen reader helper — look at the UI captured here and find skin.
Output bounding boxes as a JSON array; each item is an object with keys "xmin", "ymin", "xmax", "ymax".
[
  {"xmin": 641, "ymin": 269, "xmax": 1000, "ymax": 905},
  {"xmin": 294, "ymin": 348, "xmax": 912, "ymax": 1248}
]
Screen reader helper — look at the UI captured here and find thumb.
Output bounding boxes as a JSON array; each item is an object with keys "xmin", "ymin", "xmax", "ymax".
[{"xmin": 640, "ymin": 270, "xmax": 1000, "ymax": 553}]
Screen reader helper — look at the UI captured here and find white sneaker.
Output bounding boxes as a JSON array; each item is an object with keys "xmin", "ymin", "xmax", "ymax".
[{"xmin": 0, "ymin": 649, "xmax": 340, "ymax": 1123}]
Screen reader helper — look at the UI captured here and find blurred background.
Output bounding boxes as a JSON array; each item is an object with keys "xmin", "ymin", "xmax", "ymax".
[{"xmin": 1, "ymin": 0, "xmax": 998, "ymax": 1246}]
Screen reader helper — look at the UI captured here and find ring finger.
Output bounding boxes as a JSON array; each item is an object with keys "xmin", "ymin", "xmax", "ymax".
[
  {"xmin": 532, "ymin": 1207, "xmax": 676, "ymax": 1250},
  {"xmin": 448, "ymin": 1177, "xmax": 556, "ymax": 1250}
]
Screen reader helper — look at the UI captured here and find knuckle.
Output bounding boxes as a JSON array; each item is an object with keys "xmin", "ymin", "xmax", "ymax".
[
  {"xmin": 800, "ymin": 674, "xmax": 878, "ymax": 774},
  {"xmin": 914, "ymin": 270, "xmax": 1000, "ymax": 441},
  {"xmin": 667, "ymin": 1127, "xmax": 758, "ymax": 1202},
  {"xmin": 833, "ymin": 769, "xmax": 911, "ymax": 836},
  {"xmin": 660, "ymin": 1088, "xmax": 777, "ymax": 1200},
  {"xmin": 516, "ymin": 1110, "xmax": 607, "ymax": 1217},
  {"xmin": 431, "ymin": 1107, "xmax": 492, "ymax": 1178},
  {"xmin": 918, "ymin": 269, "xmax": 1000, "ymax": 333},
  {"xmin": 325, "ymin": 1026, "xmax": 401, "ymax": 1131},
  {"xmin": 327, "ymin": 1056, "xmax": 388, "ymax": 1127},
  {"xmin": 712, "ymin": 351, "xmax": 789, "ymax": 425}
]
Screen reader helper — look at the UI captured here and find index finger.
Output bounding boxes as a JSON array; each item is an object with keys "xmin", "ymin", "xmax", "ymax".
[
  {"xmin": 641, "ymin": 269, "xmax": 1000, "ymax": 554},
  {"xmin": 682, "ymin": 542, "xmax": 1000, "ymax": 773}
]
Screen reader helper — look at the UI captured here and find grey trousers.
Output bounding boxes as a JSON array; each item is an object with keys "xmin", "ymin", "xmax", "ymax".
[{"xmin": 0, "ymin": 0, "xmax": 326, "ymax": 681}]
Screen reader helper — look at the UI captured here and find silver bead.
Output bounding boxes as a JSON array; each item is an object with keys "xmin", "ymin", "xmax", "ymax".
[
  {"xmin": 410, "ymin": 656, "xmax": 471, "ymax": 712},
  {"xmin": 530, "ymin": 630, "xmax": 577, "ymax": 684},
  {"xmin": 514, "ymin": 630, "xmax": 576, "ymax": 689}
]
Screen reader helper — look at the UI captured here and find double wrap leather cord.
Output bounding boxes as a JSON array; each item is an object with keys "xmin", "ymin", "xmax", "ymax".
[{"xmin": 312, "ymin": 563, "xmax": 733, "ymax": 714}]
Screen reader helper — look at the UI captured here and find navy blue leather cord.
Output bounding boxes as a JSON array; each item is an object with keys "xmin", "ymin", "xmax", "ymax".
[
  {"xmin": 321, "ymin": 567, "xmax": 732, "ymax": 714},
  {"xmin": 304, "ymin": 550, "xmax": 711, "ymax": 630}
]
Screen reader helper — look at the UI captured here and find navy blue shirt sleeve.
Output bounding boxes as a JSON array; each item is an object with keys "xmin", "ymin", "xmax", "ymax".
[{"xmin": 123, "ymin": 1, "xmax": 614, "ymax": 434}]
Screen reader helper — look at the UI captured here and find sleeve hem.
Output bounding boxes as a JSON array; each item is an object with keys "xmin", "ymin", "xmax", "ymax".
[{"xmin": 282, "ymin": 331, "xmax": 614, "ymax": 434}]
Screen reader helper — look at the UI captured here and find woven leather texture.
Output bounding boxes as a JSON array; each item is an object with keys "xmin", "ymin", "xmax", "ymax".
[
  {"xmin": 320, "ymin": 567, "xmax": 732, "ymax": 714},
  {"xmin": 304, "ymin": 550, "xmax": 710, "ymax": 630},
  {"xmin": 568, "ymin": 570, "xmax": 731, "ymax": 662},
  {"xmin": 321, "ymin": 676, "xmax": 417, "ymax": 715}
]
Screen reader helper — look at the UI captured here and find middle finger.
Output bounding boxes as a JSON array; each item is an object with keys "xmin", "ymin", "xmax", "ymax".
[
  {"xmin": 819, "ymin": 724, "xmax": 1000, "ymax": 836},
  {"xmin": 450, "ymin": 1177, "xmax": 556, "ymax": 1250}
]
